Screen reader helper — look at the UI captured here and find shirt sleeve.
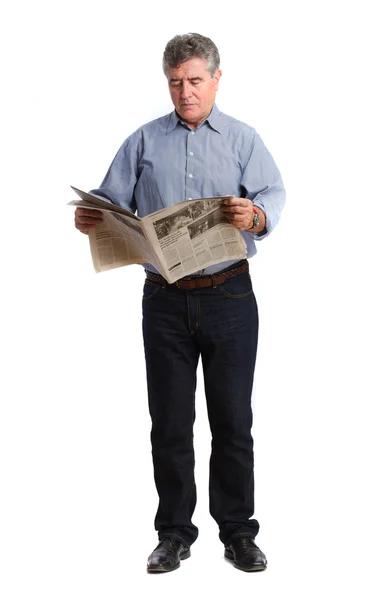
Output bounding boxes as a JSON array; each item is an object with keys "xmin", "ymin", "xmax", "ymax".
[
  {"xmin": 241, "ymin": 131, "xmax": 286, "ymax": 240},
  {"xmin": 88, "ymin": 130, "xmax": 142, "ymax": 214}
]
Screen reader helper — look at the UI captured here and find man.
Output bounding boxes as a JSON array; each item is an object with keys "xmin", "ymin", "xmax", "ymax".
[{"xmin": 74, "ymin": 33, "xmax": 285, "ymax": 573}]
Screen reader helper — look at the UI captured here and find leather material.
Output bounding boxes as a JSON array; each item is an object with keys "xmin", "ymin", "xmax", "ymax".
[
  {"xmin": 145, "ymin": 260, "xmax": 248, "ymax": 290},
  {"xmin": 147, "ymin": 538, "xmax": 191, "ymax": 573},
  {"xmin": 224, "ymin": 537, "xmax": 267, "ymax": 572}
]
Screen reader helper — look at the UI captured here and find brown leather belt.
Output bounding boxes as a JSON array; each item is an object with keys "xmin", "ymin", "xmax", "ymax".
[{"xmin": 145, "ymin": 260, "xmax": 248, "ymax": 290}]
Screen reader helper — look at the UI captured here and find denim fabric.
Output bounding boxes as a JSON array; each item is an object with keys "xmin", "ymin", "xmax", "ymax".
[{"xmin": 142, "ymin": 263, "xmax": 260, "ymax": 546}]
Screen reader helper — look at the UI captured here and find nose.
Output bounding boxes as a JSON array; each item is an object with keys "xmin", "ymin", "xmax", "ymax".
[{"xmin": 180, "ymin": 81, "xmax": 193, "ymax": 100}]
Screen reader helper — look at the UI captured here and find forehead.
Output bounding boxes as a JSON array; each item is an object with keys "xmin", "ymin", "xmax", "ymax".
[{"xmin": 167, "ymin": 56, "xmax": 211, "ymax": 80}]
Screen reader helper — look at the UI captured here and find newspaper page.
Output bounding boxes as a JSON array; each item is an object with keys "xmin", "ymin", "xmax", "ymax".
[
  {"xmin": 87, "ymin": 210, "xmax": 165, "ymax": 274},
  {"xmin": 69, "ymin": 187, "xmax": 247, "ymax": 282},
  {"xmin": 143, "ymin": 197, "xmax": 247, "ymax": 282},
  {"xmin": 68, "ymin": 187, "xmax": 164, "ymax": 274}
]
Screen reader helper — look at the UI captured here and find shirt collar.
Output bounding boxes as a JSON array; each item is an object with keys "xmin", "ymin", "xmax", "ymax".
[
  {"xmin": 205, "ymin": 104, "xmax": 223, "ymax": 134},
  {"xmin": 166, "ymin": 104, "xmax": 223, "ymax": 134}
]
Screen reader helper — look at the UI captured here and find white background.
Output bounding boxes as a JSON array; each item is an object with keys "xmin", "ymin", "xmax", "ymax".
[{"xmin": 1, "ymin": 0, "xmax": 385, "ymax": 598}]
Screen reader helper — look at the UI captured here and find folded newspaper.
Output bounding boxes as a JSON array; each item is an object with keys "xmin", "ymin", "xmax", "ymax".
[{"xmin": 69, "ymin": 186, "xmax": 247, "ymax": 284}]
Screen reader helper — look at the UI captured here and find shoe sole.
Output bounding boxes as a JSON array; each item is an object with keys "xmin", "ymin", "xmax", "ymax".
[
  {"xmin": 224, "ymin": 549, "xmax": 267, "ymax": 572},
  {"xmin": 147, "ymin": 549, "xmax": 191, "ymax": 573}
]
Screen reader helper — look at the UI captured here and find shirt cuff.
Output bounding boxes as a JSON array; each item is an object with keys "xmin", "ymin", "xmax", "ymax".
[{"xmin": 246, "ymin": 203, "xmax": 269, "ymax": 240}]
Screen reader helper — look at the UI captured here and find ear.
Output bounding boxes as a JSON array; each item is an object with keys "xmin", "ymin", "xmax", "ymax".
[{"xmin": 213, "ymin": 69, "xmax": 222, "ymax": 90}]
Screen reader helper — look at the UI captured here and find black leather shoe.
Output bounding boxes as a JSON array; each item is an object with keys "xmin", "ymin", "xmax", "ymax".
[
  {"xmin": 147, "ymin": 538, "xmax": 191, "ymax": 573},
  {"xmin": 224, "ymin": 537, "xmax": 267, "ymax": 572}
]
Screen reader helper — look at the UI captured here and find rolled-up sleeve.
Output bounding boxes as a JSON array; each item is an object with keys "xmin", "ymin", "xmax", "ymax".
[{"xmin": 241, "ymin": 132, "xmax": 286, "ymax": 240}]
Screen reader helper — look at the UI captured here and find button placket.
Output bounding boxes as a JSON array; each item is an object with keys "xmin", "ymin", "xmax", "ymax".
[{"xmin": 186, "ymin": 129, "xmax": 198, "ymax": 197}]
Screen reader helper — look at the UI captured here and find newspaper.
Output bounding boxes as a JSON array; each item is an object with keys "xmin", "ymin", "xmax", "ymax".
[{"xmin": 68, "ymin": 186, "xmax": 247, "ymax": 283}]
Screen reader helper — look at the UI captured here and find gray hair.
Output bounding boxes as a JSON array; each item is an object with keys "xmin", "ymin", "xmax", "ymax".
[{"xmin": 162, "ymin": 33, "xmax": 220, "ymax": 77}]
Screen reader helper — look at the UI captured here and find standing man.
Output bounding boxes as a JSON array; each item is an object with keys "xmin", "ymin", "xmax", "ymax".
[{"xmin": 75, "ymin": 33, "xmax": 285, "ymax": 573}]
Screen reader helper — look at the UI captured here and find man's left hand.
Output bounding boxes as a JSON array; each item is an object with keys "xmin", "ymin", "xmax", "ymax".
[{"xmin": 222, "ymin": 198, "xmax": 265, "ymax": 232}]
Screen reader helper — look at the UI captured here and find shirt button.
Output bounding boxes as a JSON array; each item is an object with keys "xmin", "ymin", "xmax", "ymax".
[
  {"xmin": 188, "ymin": 197, "xmax": 192, "ymax": 200},
  {"xmin": 191, "ymin": 131, "xmax": 195, "ymax": 135},
  {"xmin": 189, "ymin": 152, "xmax": 194, "ymax": 156},
  {"xmin": 188, "ymin": 173, "xmax": 193, "ymax": 178}
]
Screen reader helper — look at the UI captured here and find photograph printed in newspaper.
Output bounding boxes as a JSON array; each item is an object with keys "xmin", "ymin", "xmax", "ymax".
[{"xmin": 69, "ymin": 187, "xmax": 247, "ymax": 283}]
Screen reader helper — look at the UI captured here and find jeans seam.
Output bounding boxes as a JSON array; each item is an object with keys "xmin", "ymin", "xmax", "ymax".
[
  {"xmin": 196, "ymin": 290, "xmax": 200, "ymax": 330},
  {"xmin": 143, "ymin": 285, "xmax": 161, "ymax": 300},
  {"xmin": 219, "ymin": 287, "xmax": 253, "ymax": 299},
  {"xmin": 186, "ymin": 291, "xmax": 192, "ymax": 334}
]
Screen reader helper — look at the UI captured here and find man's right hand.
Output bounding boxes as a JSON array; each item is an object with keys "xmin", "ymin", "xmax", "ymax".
[{"xmin": 74, "ymin": 207, "xmax": 104, "ymax": 234}]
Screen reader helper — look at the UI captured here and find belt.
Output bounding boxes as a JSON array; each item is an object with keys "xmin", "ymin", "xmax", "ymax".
[{"xmin": 145, "ymin": 260, "xmax": 248, "ymax": 290}]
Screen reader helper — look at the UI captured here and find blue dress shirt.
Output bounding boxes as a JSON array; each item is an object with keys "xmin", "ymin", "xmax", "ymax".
[{"xmin": 90, "ymin": 104, "xmax": 286, "ymax": 275}]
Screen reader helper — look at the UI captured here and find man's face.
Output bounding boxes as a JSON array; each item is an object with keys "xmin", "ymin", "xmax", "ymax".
[{"xmin": 167, "ymin": 57, "xmax": 222, "ymax": 129}]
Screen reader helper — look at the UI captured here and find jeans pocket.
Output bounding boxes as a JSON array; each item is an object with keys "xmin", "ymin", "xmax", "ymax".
[
  {"xmin": 219, "ymin": 273, "xmax": 253, "ymax": 299},
  {"xmin": 143, "ymin": 280, "xmax": 162, "ymax": 300}
]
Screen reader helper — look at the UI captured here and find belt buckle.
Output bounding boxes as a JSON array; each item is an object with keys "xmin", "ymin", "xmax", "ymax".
[{"xmin": 211, "ymin": 275, "xmax": 217, "ymax": 289}]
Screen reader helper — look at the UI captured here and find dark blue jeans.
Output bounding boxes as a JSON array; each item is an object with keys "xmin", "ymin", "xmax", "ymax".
[{"xmin": 142, "ymin": 262, "xmax": 260, "ymax": 547}]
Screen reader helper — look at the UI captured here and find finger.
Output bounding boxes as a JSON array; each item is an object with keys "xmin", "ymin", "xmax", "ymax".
[
  {"xmin": 76, "ymin": 215, "xmax": 104, "ymax": 224},
  {"xmin": 77, "ymin": 226, "xmax": 90, "ymax": 234},
  {"xmin": 225, "ymin": 214, "xmax": 252, "ymax": 228},
  {"xmin": 223, "ymin": 216, "xmax": 243, "ymax": 227},
  {"xmin": 79, "ymin": 208, "xmax": 103, "ymax": 215},
  {"xmin": 76, "ymin": 208, "xmax": 104, "ymax": 217},
  {"xmin": 232, "ymin": 215, "xmax": 250, "ymax": 224},
  {"xmin": 223, "ymin": 198, "xmax": 250, "ymax": 207},
  {"xmin": 222, "ymin": 205, "xmax": 250, "ymax": 214}
]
